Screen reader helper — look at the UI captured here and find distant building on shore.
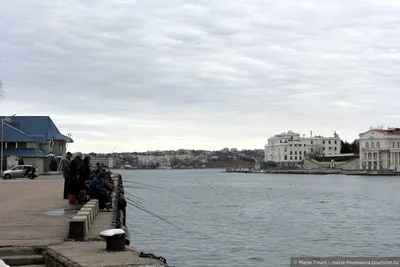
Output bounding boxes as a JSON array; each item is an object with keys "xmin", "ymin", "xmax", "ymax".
[
  {"xmin": 359, "ymin": 128, "xmax": 400, "ymax": 171},
  {"xmin": 89, "ymin": 156, "xmax": 116, "ymax": 168},
  {"xmin": 264, "ymin": 130, "xmax": 341, "ymax": 167}
]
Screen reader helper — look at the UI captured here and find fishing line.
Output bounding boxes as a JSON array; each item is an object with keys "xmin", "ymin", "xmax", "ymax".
[
  {"xmin": 125, "ymin": 199, "xmax": 191, "ymax": 234},
  {"xmin": 124, "ymin": 185, "xmax": 150, "ymax": 190},
  {"xmin": 123, "ymin": 180, "xmax": 172, "ymax": 192},
  {"xmin": 124, "ymin": 191, "xmax": 143, "ymax": 203}
]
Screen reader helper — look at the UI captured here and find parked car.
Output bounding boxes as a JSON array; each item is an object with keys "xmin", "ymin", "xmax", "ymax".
[{"xmin": 1, "ymin": 165, "xmax": 38, "ymax": 179}]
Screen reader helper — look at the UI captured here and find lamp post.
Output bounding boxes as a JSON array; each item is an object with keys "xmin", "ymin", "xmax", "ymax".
[{"xmin": 1, "ymin": 114, "xmax": 16, "ymax": 173}]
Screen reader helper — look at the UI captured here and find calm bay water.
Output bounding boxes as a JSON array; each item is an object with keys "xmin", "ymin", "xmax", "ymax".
[{"xmin": 120, "ymin": 169, "xmax": 400, "ymax": 267}]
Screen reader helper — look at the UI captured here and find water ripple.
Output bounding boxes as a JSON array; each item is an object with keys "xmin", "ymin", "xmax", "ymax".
[{"xmin": 122, "ymin": 170, "xmax": 400, "ymax": 267}]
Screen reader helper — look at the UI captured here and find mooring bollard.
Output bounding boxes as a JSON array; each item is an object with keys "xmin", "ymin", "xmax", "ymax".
[
  {"xmin": 0, "ymin": 259, "xmax": 10, "ymax": 267},
  {"xmin": 99, "ymin": 229, "xmax": 126, "ymax": 251}
]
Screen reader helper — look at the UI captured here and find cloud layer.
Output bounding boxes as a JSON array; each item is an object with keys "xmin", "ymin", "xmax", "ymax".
[{"xmin": 1, "ymin": 0, "xmax": 400, "ymax": 152}]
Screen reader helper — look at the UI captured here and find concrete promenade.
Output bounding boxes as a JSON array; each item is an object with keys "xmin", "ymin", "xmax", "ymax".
[
  {"xmin": 0, "ymin": 176, "xmax": 75, "ymax": 247},
  {"xmin": 0, "ymin": 175, "xmax": 169, "ymax": 267}
]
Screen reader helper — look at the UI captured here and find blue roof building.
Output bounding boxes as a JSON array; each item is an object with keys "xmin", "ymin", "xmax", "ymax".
[{"xmin": 0, "ymin": 116, "xmax": 74, "ymax": 173}]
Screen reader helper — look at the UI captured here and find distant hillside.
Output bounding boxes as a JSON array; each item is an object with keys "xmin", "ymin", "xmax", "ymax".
[{"xmin": 205, "ymin": 160, "xmax": 254, "ymax": 169}]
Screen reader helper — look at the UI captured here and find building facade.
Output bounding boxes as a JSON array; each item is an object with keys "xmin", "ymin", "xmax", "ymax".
[
  {"xmin": 359, "ymin": 128, "xmax": 400, "ymax": 170},
  {"xmin": 264, "ymin": 130, "xmax": 341, "ymax": 165},
  {"xmin": 90, "ymin": 157, "xmax": 116, "ymax": 168},
  {"xmin": 0, "ymin": 116, "xmax": 73, "ymax": 174}
]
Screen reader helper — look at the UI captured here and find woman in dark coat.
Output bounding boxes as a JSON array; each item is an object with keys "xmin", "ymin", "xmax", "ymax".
[
  {"xmin": 80, "ymin": 156, "xmax": 91, "ymax": 187},
  {"xmin": 67, "ymin": 152, "xmax": 83, "ymax": 205}
]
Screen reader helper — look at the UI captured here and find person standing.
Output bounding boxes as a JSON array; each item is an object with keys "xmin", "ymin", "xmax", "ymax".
[
  {"xmin": 62, "ymin": 152, "xmax": 72, "ymax": 199},
  {"xmin": 68, "ymin": 152, "xmax": 83, "ymax": 205}
]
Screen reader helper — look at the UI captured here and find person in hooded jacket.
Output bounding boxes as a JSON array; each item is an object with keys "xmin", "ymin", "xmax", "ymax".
[
  {"xmin": 88, "ymin": 171, "xmax": 111, "ymax": 209},
  {"xmin": 67, "ymin": 152, "xmax": 83, "ymax": 205}
]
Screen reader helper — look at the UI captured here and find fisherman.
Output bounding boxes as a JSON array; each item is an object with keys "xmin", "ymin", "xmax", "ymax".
[
  {"xmin": 88, "ymin": 171, "xmax": 111, "ymax": 210},
  {"xmin": 103, "ymin": 170, "xmax": 114, "ymax": 192},
  {"xmin": 68, "ymin": 152, "xmax": 83, "ymax": 205},
  {"xmin": 62, "ymin": 152, "xmax": 72, "ymax": 199},
  {"xmin": 94, "ymin": 163, "xmax": 103, "ymax": 175}
]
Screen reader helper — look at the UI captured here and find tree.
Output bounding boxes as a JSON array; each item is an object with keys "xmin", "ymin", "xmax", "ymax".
[
  {"xmin": 307, "ymin": 146, "xmax": 324, "ymax": 159},
  {"xmin": 341, "ymin": 139, "xmax": 359, "ymax": 154},
  {"xmin": 350, "ymin": 139, "xmax": 359, "ymax": 154},
  {"xmin": 341, "ymin": 141, "xmax": 351, "ymax": 154}
]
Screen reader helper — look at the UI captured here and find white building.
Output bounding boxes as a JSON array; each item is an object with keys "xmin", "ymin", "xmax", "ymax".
[
  {"xmin": 359, "ymin": 128, "xmax": 400, "ymax": 171},
  {"xmin": 264, "ymin": 130, "xmax": 341, "ymax": 165},
  {"xmin": 90, "ymin": 157, "xmax": 116, "ymax": 168}
]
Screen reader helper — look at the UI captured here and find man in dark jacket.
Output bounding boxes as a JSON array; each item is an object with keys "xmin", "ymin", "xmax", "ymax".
[
  {"xmin": 67, "ymin": 152, "xmax": 83, "ymax": 205},
  {"xmin": 88, "ymin": 171, "xmax": 111, "ymax": 209},
  {"xmin": 94, "ymin": 163, "xmax": 103, "ymax": 175},
  {"xmin": 62, "ymin": 152, "xmax": 72, "ymax": 199}
]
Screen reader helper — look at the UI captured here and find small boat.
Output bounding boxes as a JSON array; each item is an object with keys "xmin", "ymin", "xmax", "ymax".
[{"xmin": 124, "ymin": 165, "xmax": 134, "ymax": 169}]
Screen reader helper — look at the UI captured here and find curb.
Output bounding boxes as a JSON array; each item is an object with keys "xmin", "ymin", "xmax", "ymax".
[{"xmin": 68, "ymin": 199, "xmax": 99, "ymax": 241}]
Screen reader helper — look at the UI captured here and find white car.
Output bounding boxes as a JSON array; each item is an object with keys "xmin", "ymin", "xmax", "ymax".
[{"xmin": 1, "ymin": 165, "xmax": 37, "ymax": 179}]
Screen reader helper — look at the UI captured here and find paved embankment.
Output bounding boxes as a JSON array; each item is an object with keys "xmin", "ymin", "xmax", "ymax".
[
  {"xmin": 0, "ymin": 175, "xmax": 169, "ymax": 267},
  {"xmin": 0, "ymin": 178, "xmax": 76, "ymax": 247}
]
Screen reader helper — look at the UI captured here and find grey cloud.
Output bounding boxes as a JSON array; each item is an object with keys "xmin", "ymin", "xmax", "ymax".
[{"xmin": 1, "ymin": 0, "xmax": 400, "ymax": 151}]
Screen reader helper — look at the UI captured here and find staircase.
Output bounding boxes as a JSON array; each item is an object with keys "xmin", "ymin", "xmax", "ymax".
[{"xmin": 0, "ymin": 247, "xmax": 45, "ymax": 267}]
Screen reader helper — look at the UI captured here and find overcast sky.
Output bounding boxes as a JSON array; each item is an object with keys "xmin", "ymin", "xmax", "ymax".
[{"xmin": 1, "ymin": 0, "xmax": 400, "ymax": 153}]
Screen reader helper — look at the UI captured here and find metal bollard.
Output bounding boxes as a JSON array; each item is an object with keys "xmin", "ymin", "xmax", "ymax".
[{"xmin": 99, "ymin": 229, "xmax": 126, "ymax": 251}]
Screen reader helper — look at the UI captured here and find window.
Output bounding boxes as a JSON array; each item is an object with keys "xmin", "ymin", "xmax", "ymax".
[
  {"xmin": 299, "ymin": 151, "xmax": 302, "ymax": 155},
  {"xmin": 398, "ymin": 142, "xmax": 400, "ymax": 148},
  {"xmin": 298, "ymin": 144, "xmax": 302, "ymax": 147},
  {"xmin": 304, "ymin": 151, "xmax": 307, "ymax": 155},
  {"xmin": 295, "ymin": 151, "xmax": 297, "ymax": 155},
  {"xmin": 290, "ymin": 144, "xmax": 292, "ymax": 147},
  {"xmin": 284, "ymin": 155, "xmax": 287, "ymax": 160},
  {"xmin": 371, "ymin": 142, "xmax": 375, "ymax": 148},
  {"xmin": 7, "ymin": 142, "xmax": 16, "ymax": 149},
  {"xmin": 323, "ymin": 147, "xmax": 325, "ymax": 150},
  {"xmin": 311, "ymin": 148, "xmax": 314, "ymax": 152},
  {"xmin": 366, "ymin": 142, "xmax": 369, "ymax": 149},
  {"xmin": 17, "ymin": 142, "xmax": 27, "ymax": 148},
  {"xmin": 323, "ymin": 141, "xmax": 325, "ymax": 144},
  {"xmin": 295, "ymin": 156, "xmax": 297, "ymax": 160},
  {"xmin": 11, "ymin": 166, "xmax": 22, "ymax": 171},
  {"xmin": 377, "ymin": 142, "xmax": 380, "ymax": 148},
  {"xmin": 334, "ymin": 140, "xmax": 337, "ymax": 144},
  {"xmin": 329, "ymin": 140, "xmax": 331, "ymax": 144},
  {"xmin": 299, "ymin": 156, "xmax": 302, "ymax": 160},
  {"xmin": 311, "ymin": 141, "xmax": 313, "ymax": 145},
  {"xmin": 290, "ymin": 151, "xmax": 293, "ymax": 155},
  {"xmin": 393, "ymin": 142, "xmax": 395, "ymax": 148},
  {"xmin": 290, "ymin": 156, "xmax": 293, "ymax": 160},
  {"xmin": 294, "ymin": 144, "xmax": 297, "ymax": 147},
  {"xmin": 334, "ymin": 147, "xmax": 337, "ymax": 151}
]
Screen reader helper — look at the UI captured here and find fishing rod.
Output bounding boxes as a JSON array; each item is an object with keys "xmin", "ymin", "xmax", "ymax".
[
  {"xmin": 116, "ymin": 193, "xmax": 177, "ymax": 226},
  {"xmin": 117, "ymin": 194, "xmax": 216, "ymax": 240},
  {"xmin": 123, "ymin": 180, "xmax": 170, "ymax": 191},
  {"xmin": 124, "ymin": 198, "xmax": 190, "ymax": 234},
  {"xmin": 124, "ymin": 185, "xmax": 150, "ymax": 190},
  {"xmin": 124, "ymin": 191, "xmax": 143, "ymax": 203}
]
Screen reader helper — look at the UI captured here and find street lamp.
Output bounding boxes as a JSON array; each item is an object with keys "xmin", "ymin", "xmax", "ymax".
[{"xmin": 1, "ymin": 114, "xmax": 16, "ymax": 173}]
